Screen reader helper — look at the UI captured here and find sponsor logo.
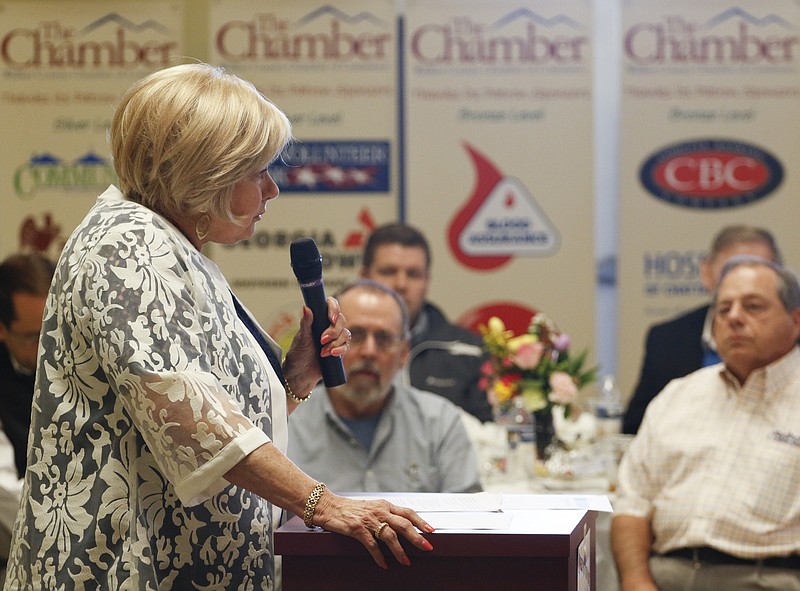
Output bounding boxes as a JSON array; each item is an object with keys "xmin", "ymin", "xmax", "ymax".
[
  {"xmin": 225, "ymin": 206, "xmax": 377, "ymax": 262},
  {"xmin": 271, "ymin": 141, "xmax": 390, "ymax": 193},
  {"xmin": 625, "ymin": 8, "xmax": 799, "ymax": 68},
  {"xmin": 215, "ymin": 6, "xmax": 391, "ymax": 64},
  {"xmin": 14, "ymin": 152, "xmax": 117, "ymax": 198},
  {"xmin": 448, "ymin": 143, "xmax": 559, "ymax": 271},
  {"xmin": 639, "ymin": 139, "xmax": 783, "ymax": 209},
  {"xmin": 642, "ymin": 250, "xmax": 709, "ymax": 298},
  {"xmin": 1, "ymin": 14, "xmax": 176, "ymax": 70},
  {"xmin": 228, "ymin": 206, "xmax": 380, "ymax": 347},
  {"xmin": 410, "ymin": 8, "xmax": 588, "ymax": 69}
]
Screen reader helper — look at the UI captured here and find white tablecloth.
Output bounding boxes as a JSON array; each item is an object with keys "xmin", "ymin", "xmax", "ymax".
[{"xmin": 466, "ymin": 415, "xmax": 620, "ymax": 591}]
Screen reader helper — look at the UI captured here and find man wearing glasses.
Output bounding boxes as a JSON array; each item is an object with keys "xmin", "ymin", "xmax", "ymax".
[
  {"xmin": 0, "ymin": 252, "xmax": 55, "ymax": 569},
  {"xmin": 288, "ymin": 279, "xmax": 481, "ymax": 494}
]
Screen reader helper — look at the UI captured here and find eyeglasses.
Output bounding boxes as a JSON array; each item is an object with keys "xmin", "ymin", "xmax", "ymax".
[{"xmin": 349, "ymin": 327, "xmax": 404, "ymax": 352}]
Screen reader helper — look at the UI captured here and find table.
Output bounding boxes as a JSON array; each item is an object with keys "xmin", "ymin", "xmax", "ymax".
[
  {"xmin": 276, "ymin": 506, "xmax": 597, "ymax": 591},
  {"xmin": 480, "ymin": 441, "xmax": 620, "ymax": 591}
]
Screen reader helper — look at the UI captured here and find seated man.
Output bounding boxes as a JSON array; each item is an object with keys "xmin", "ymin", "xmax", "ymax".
[
  {"xmin": 288, "ymin": 279, "xmax": 481, "ymax": 493},
  {"xmin": 624, "ymin": 225, "xmax": 782, "ymax": 434},
  {"xmin": 360, "ymin": 223, "xmax": 493, "ymax": 423},
  {"xmin": 612, "ymin": 256, "xmax": 800, "ymax": 591},
  {"xmin": 0, "ymin": 253, "xmax": 55, "ymax": 531},
  {"xmin": 0, "ymin": 252, "xmax": 55, "ymax": 577}
]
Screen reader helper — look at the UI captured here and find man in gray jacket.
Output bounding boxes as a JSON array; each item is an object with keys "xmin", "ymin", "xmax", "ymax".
[{"xmin": 360, "ymin": 223, "xmax": 492, "ymax": 423}]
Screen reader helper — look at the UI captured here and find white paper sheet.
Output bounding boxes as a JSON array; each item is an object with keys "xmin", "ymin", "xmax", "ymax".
[
  {"xmin": 501, "ymin": 493, "xmax": 613, "ymax": 512},
  {"xmin": 420, "ymin": 511, "xmax": 514, "ymax": 530},
  {"xmin": 343, "ymin": 492, "xmax": 612, "ymax": 513}
]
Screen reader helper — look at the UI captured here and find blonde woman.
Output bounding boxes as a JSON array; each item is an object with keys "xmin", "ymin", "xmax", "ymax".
[{"xmin": 4, "ymin": 63, "xmax": 433, "ymax": 590}]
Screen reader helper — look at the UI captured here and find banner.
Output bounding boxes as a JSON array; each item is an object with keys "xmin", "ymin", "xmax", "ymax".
[
  {"xmin": 0, "ymin": 0, "xmax": 183, "ymax": 260},
  {"xmin": 617, "ymin": 0, "xmax": 800, "ymax": 395},
  {"xmin": 208, "ymin": 0, "xmax": 400, "ymax": 348},
  {"xmin": 404, "ymin": 1, "xmax": 596, "ymax": 357}
]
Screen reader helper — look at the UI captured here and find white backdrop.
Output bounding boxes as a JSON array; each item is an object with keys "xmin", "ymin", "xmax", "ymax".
[{"xmin": 0, "ymin": 0, "xmax": 702, "ymax": 401}]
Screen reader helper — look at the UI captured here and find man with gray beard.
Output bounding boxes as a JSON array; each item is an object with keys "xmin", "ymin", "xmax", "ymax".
[{"xmin": 288, "ymin": 279, "xmax": 481, "ymax": 494}]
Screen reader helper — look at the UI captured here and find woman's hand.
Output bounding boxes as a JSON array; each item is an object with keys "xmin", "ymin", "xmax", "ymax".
[
  {"xmin": 316, "ymin": 295, "xmax": 351, "ymax": 359},
  {"xmin": 226, "ymin": 445, "xmax": 434, "ymax": 569},
  {"xmin": 283, "ymin": 296, "xmax": 350, "ymax": 398},
  {"xmin": 313, "ymin": 492, "xmax": 435, "ymax": 569}
]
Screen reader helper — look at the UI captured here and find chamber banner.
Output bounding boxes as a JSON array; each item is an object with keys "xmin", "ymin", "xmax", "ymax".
[
  {"xmin": 208, "ymin": 0, "xmax": 400, "ymax": 347},
  {"xmin": 404, "ymin": 0, "xmax": 596, "ymax": 352},
  {"xmin": 0, "ymin": 1, "xmax": 184, "ymax": 260},
  {"xmin": 617, "ymin": 0, "xmax": 800, "ymax": 395}
]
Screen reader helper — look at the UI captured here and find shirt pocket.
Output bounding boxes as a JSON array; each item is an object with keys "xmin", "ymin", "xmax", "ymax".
[{"xmin": 746, "ymin": 432, "xmax": 800, "ymax": 525}]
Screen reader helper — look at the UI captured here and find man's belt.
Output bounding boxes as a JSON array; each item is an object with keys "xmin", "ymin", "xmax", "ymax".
[{"xmin": 664, "ymin": 547, "xmax": 800, "ymax": 569}]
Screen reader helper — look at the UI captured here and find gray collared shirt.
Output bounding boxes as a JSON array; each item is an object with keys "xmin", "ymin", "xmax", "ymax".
[{"xmin": 288, "ymin": 377, "xmax": 482, "ymax": 493}]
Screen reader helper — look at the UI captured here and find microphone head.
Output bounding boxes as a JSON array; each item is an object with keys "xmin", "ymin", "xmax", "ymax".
[{"xmin": 290, "ymin": 237, "xmax": 323, "ymax": 283}]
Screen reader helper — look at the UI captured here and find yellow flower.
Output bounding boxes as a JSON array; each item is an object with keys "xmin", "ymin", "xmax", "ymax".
[
  {"xmin": 485, "ymin": 317, "xmax": 514, "ymax": 343},
  {"xmin": 487, "ymin": 316, "xmax": 506, "ymax": 334},
  {"xmin": 492, "ymin": 374, "xmax": 519, "ymax": 403}
]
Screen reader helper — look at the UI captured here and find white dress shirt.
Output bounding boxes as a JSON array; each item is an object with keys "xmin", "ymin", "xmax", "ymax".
[{"xmin": 0, "ymin": 419, "xmax": 22, "ymax": 534}]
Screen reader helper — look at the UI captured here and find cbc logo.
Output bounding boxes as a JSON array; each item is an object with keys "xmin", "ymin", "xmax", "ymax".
[{"xmin": 639, "ymin": 139, "xmax": 783, "ymax": 209}]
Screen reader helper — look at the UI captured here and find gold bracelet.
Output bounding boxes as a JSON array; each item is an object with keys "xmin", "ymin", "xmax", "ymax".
[
  {"xmin": 303, "ymin": 482, "xmax": 327, "ymax": 528},
  {"xmin": 284, "ymin": 381, "xmax": 312, "ymax": 404}
]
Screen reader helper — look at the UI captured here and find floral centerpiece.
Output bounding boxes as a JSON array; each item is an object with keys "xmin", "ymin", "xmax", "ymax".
[{"xmin": 479, "ymin": 313, "xmax": 597, "ymax": 457}]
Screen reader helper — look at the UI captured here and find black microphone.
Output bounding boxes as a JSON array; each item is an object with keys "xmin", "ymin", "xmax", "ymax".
[{"xmin": 290, "ymin": 237, "xmax": 347, "ymax": 387}]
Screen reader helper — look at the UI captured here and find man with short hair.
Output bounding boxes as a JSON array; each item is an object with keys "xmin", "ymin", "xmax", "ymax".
[
  {"xmin": 288, "ymin": 279, "xmax": 481, "ymax": 493},
  {"xmin": 0, "ymin": 252, "xmax": 55, "ymax": 563},
  {"xmin": 623, "ymin": 225, "xmax": 782, "ymax": 434},
  {"xmin": 0, "ymin": 253, "xmax": 55, "ymax": 481},
  {"xmin": 360, "ymin": 223, "xmax": 492, "ymax": 423},
  {"xmin": 612, "ymin": 256, "xmax": 800, "ymax": 591}
]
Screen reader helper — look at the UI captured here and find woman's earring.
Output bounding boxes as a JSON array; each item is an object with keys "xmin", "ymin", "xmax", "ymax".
[{"xmin": 195, "ymin": 213, "xmax": 211, "ymax": 242}]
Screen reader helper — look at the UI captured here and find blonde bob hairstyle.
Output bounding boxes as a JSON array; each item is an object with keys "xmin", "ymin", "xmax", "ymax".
[{"xmin": 110, "ymin": 63, "xmax": 292, "ymax": 222}]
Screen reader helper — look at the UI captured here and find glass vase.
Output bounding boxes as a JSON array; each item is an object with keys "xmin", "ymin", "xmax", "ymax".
[{"xmin": 533, "ymin": 408, "xmax": 556, "ymax": 462}]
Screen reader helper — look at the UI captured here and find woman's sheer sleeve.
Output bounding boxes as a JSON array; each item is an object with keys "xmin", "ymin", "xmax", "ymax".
[{"xmin": 72, "ymin": 225, "xmax": 270, "ymax": 504}]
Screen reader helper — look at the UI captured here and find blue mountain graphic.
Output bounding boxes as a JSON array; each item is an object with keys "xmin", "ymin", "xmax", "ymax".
[
  {"xmin": 295, "ymin": 5, "xmax": 387, "ymax": 28},
  {"xmin": 704, "ymin": 7, "xmax": 795, "ymax": 30},
  {"xmin": 30, "ymin": 154, "xmax": 61, "ymax": 165},
  {"xmin": 492, "ymin": 8, "xmax": 583, "ymax": 31},
  {"xmin": 79, "ymin": 13, "xmax": 172, "ymax": 36},
  {"xmin": 75, "ymin": 153, "xmax": 108, "ymax": 165}
]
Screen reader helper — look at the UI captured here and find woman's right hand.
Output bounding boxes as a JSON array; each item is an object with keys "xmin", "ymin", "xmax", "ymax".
[
  {"xmin": 283, "ymin": 297, "xmax": 350, "ymax": 402},
  {"xmin": 313, "ymin": 491, "xmax": 435, "ymax": 569}
]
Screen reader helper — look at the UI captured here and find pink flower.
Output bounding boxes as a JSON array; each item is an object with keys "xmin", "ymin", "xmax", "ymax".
[
  {"xmin": 552, "ymin": 333, "xmax": 570, "ymax": 352},
  {"xmin": 548, "ymin": 371, "xmax": 578, "ymax": 405},
  {"xmin": 513, "ymin": 341, "xmax": 544, "ymax": 370}
]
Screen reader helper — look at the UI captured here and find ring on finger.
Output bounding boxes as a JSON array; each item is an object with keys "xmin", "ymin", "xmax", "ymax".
[{"xmin": 373, "ymin": 521, "xmax": 390, "ymax": 541}]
